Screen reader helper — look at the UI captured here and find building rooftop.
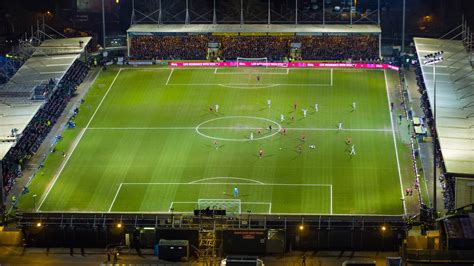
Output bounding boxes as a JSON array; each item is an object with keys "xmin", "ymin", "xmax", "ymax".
[{"xmin": 127, "ymin": 24, "xmax": 381, "ymax": 34}]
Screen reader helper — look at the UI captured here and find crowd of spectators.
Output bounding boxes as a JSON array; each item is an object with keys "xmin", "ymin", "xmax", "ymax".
[
  {"xmin": 300, "ymin": 35, "xmax": 379, "ymax": 60},
  {"xmin": 219, "ymin": 36, "xmax": 292, "ymax": 60},
  {"xmin": 129, "ymin": 34, "xmax": 380, "ymax": 61},
  {"xmin": 2, "ymin": 60, "xmax": 89, "ymax": 194},
  {"xmin": 130, "ymin": 35, "xmax": 209, "ymax": 60},
  {"xmin": 414, "ymin": 62, "xmax": 454, "ymax": 210}
]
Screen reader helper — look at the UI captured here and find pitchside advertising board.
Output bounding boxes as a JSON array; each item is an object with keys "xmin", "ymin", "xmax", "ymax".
[
  {"xmin": 223, "ymin": 230, "xmax": 267, "ymax": 254},
  {"xmin": 169, "ymin": 61, "xmax": 400, "ymax": 71}
]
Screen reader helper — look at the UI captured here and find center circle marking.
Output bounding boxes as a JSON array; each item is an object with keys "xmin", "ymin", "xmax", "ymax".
[{"xmin": 195, "ymin": 116, "xmax": 282, "ymax": 141}]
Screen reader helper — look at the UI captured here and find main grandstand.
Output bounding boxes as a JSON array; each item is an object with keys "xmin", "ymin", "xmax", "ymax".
[{"xmin": 1, "ymin": 1, "xmax": 473, "ymax": 263}]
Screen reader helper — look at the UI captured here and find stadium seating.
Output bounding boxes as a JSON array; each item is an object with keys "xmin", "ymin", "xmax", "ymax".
[
  {"xmin": 2, "ymin": 60, "xmax": 89, "ymax": 194},
  {"xmin": 130, "ymin": 35, "xmax": 209, "ymax": 60},
  {"xmin": 129, "ymin": 35, "xmax": 379, "ymax": 61},
  {"xmin": 299, "ymin": 35, "xmax": 379, "ymax": 60},
  {"xmin": 219, "ymin": 36, "xmax": 292, "ymax": 60}
]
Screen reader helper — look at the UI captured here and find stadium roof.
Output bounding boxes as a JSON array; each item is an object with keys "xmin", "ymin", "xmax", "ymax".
[
  {"xmin": 32, "ymin": 37, "xmax": 92, "ymax": 56},
  {"xmin": 127, "ymin": 24, "xmax": 381, "ymax": 34},
  {"xmin": 1, "ymin": 37, "xmax": 91, "ymax": 97},
  {"xmin": 414, "ymin": 37, "xmax": 474, "ymax": 176},
  {"xmin": 0, "ymin": 37, "xmax": 91, "ymax": 160},
  {"xmin": 0, "ymin": 100, "xmax": 43, "ymax": 160}
]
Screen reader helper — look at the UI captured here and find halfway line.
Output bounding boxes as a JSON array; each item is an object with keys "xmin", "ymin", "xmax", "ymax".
[{"xmin": 88, "ymin": 126, "xmax": 392, "ymax": 132}]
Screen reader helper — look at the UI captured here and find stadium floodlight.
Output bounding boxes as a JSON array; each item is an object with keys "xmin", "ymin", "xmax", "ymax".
[
  {"xmin": 423, "ymin": 51, "xmax": 444, "ymax": 65},
  {"xmin": 423, "ymin": 51, "xmax": 444, "ymax": 215}
]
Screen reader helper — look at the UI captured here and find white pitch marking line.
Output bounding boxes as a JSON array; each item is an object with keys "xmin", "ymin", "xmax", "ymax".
[
  {"xmin": 36, "ymin": 128, "xmax": 85, "ymax": 211},
  {"xmin": 108, "ymin": 183, "xmax": 123, "ymax": 213},
  {"xmin": 384, "ymin": 70, "xmax": 406, "ymax": 215},
  {"xmin": 37, "ymin": 69, "xmax": 123, "ymax": 211},
  {"xmin": 165, "ymin": 68, "xmax": 174, "ymax": 85},
  {"xmin": 121, "ymin": 182, "xmax": 331, "ymax": 187},
  {"xmin": 331, "ymin": 68, "xmax": 334, "ymax": 86},
  {"xmin": 218, "ymin": 84, "xmax": 280, "ymax": 89},
  {"xmin": 120, "ymin": 67, "xmax": 171, "ymax": 72},
  {"xmin": 213, "ymin": 72, "xmax": 289, "ymax": 75},
  {"xmin": 330, "ymin": 185, "xmax": 333, "ymax": 215},
  {"xmin": 87, "ymin": 126, "xmax": 392, "ymax": 132},
  {"xmin": 194, "ymin": 116, "xmax": 282, "ymax": 142},
  {"xmin": 189, "ymin": 177, "xmax": 264, "ymax": 185},
  {"xmin": 165, "ymin": 83, "xmax": 332, "ymax": 86}
]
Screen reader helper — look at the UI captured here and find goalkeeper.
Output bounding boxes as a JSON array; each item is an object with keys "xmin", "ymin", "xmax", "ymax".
[{"xmin": 233, "ymin": 187, "xmax": 239, "ymax": 198}]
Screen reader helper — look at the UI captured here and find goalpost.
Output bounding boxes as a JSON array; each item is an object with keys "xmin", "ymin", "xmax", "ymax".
[
  {"xmin": 198, "ymin": 199, "xmax": 241, "ymax": 215},
  {"xmin": 236, "ymin": 57, "xmax": 268, "ymax": 68}
]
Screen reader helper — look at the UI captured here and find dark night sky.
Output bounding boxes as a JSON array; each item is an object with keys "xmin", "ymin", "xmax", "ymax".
[{"xmin": 0, "ymin": 0, "xmax": 473, "ymax": 43}]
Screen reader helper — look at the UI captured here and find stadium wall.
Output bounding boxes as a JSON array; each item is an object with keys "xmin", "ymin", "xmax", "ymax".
[{"xmin": 17, "ymin": 212, "xmax": 405, "ymax": 252}]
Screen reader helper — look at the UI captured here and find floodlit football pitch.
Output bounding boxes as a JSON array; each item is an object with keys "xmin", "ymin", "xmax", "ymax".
[{"xmin": 25, "ymin": 67, "xmax": 408, "ymax": 215}]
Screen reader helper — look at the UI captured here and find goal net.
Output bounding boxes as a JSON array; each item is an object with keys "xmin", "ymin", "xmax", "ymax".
[
  {"xmin": 237, "ymin": 57, "xmax": 268, "ymax": 68},
  {"xmin": 198, "ymin": 199, "xmax": 241, "ymax": 215}
]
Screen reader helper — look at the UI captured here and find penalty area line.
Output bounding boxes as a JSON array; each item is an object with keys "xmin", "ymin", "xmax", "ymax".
[
  {"xmin": 189, "ymin": 177, "xmax": 264, "ymax": 184},
  {"xmin": 165, "ymin": 83, "xmax": 332, "ymax": 87},
  {"xmin": 165, "ymin": 68, "xmax": 174, "ymax": 85},
  {"xmin": 108, "ymin": 183, "xmax": 123, "ymax": 213}
]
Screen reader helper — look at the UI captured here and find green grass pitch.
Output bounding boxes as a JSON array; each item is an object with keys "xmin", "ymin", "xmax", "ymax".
[{"xmin": 24, "ymin": 67, "xmax": 406, "ymax": 215}]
